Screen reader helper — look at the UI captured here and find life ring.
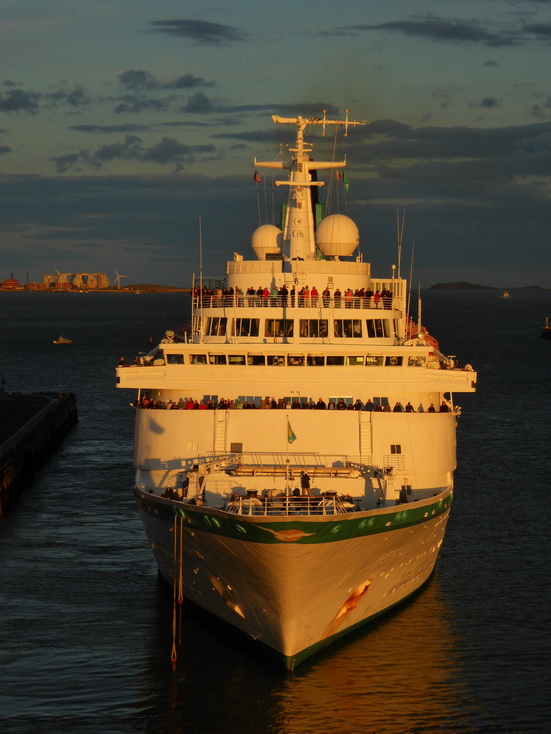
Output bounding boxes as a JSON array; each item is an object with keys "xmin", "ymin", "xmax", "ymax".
[
  {"xmin": 389, "ymin": 356, "xmax": 398, "ymax": 365},
  {"xmin": 272, "ymin": 356, "xmax": 281, "ymax": 365}
]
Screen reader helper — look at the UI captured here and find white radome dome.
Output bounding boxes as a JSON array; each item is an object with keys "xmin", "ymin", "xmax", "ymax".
[
  {"xmin": 251, "ymin": 224, "xmax": 283, "ymax": 260},
  {"xmin": 316, "ymin": 214, "xmax": 359, "ymax": 258}
]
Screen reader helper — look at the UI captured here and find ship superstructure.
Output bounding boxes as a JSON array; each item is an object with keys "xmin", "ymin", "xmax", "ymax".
[{"xmin": 116, "ymin": 111, "xmax": 477, "ymax": 669}]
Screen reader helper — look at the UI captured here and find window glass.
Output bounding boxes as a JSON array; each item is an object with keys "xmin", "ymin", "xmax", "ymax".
[
  {"xmin": 267, "ymin": 355, "xmax": 285, "ymax": 366},
  {"xmin": 299, "ymin": 319, "xmax": 328, "ymax": 337},
  {"xmin": 233, "ymin": 318, "xmax": 260, "ymax": 337},
  {"xmin": 206, "ymin": 317, "xmax": 227, "ymax": 336},
  {"xmin": 167, "ymin": 354, "xmax": 184, "ymax": 364},
  {"xmin": 265, "ymin": 319, "xmax": 293, "ymax": 337},
  {"xmin": 366, "ymin": 319, "xmax": 389, "ymax": 338},
  {"xmin": 247, "ymin": 354, "xmax": 265, "ymax": 365},
  {"xmin": 385, "ymin": 356, "xmax": 403, "ymax": 366},
  {"xmin": 365, "ymin": 355, "xmax": 383, "ymax": 366},
  {"xmin": 190, "ymin": 354, "xmax": 207, "ymax": 364},
  {"xmin": 208, "ymin": 354, "xmax": 226, "ymax": 365},
  {"xmin": 326, "ymin": 355, "xmax": 345, "ymax": 366},
  {"xmin": 347, "ymin": 356, "xmax": 364, "ymax": 366},
  {"xmin": 307, "ymin": 355, "xmax": 325, "ymax": 366},
  {"xmin": 288, "ymin": 355, "xmax": 305, "ymax": 366},
  {"xmin": 334, "ymin": 319, "xmax": 362, "ymax": 337},
  {"xmin": 228, "ymin": 355, "xmax": 245, "ymax": 365}
]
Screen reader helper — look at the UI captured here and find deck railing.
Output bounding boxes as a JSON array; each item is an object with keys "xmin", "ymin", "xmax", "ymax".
[
  {"xmin": 193, "ymin": 295, "xmax": 396, "ymax": 310},
  {"xmin": 224, "ymin": 493, "xmax": 356, "ymax": 517}
]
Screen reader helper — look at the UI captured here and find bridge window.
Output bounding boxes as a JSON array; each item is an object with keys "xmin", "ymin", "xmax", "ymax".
[
  {"xmin": 347, "ymin": 356, "xmax": 364, "ymax": 366},
  {"xmin": 209, "ymin": 354, "xmax": 227, "ymax": 365},
  {"xmin": 247, "ymin": 354, "xmax": 265, "ymax": 366},
  {"xmin": 228, "ymin": 355, "xmax": 246, "ymax": 365},
  {"xmin": 233, "ymin": 318, "xmax": 260, "ymax": 337},
  {"xmin": 299, "ymin": 319, "xmax": 328, "ymax": 337},
  {"xmin": 390, "ymin": 444, "xmax": 402, "ymax": 454},
  {"xmin": 265, "ymin": 318, "xmax": 293, "ymax": 337},
  {"xmin": 366, "ymin": 319, "xmax": 389, "ymax": 338},
  {"xmin": 206, "ymin": 317, "xmax": 227, "ymax": 336},
  {"xmin": 334, "ymin": 319, "xmax": 362, "ymax": 338},
  {"xmin": 326, "ymin": 355, "xmax": 345, "ymax": 366}
]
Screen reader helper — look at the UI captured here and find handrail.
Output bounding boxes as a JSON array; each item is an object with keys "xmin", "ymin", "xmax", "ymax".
[
  {"xmin": 224, "ymin": 493, "xmax": 356, "ymax": 517},
  {"xmin": 193, "ymin": 295, "xmax": 398, "ymax": 310}
]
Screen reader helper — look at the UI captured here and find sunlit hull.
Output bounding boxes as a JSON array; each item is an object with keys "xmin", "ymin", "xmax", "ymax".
[{"xmin": 136, "ymin": 487, "xmax": 451, "ymax": 668}]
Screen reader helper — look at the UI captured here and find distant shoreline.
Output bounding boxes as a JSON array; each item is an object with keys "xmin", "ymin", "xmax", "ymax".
[
  {"xmin": 0, "ymin": 281, "xmax": 548, "ymax": 293},
  {"xmin": 429, "ymin": 282, "xmax": 549, "ymax": 291},
  {"xmin": 0, "ymin": 286, "xmax": 191, "ymax": 294}
]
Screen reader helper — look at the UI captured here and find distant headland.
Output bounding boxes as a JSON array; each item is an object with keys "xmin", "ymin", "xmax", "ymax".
[{"xmin": 429, "ymin": 282, "xmax": 548, "ymax": 291}]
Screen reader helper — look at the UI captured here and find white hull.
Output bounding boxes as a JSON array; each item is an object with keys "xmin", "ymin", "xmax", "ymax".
[{"xmin": 136, "ymin": 486, "xmax": 451, "ymax": 668}]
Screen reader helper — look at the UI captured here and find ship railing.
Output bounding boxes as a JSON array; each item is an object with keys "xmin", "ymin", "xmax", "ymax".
[
  {"xmin": 225, "ymin": 451, "xmax": 361, "ymax": 476},
  {"xmin": 224, "ymin": 493, "xmax": 355, "ymax": 517},
  {"xmin": 193, "ymin": 295, "xmax": 397, "ymax": 311}
]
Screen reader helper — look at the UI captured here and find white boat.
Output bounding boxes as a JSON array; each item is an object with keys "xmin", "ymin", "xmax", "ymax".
[{"xmin": 117, "ymin": 111, "xmax": 477, "ymax": 670}]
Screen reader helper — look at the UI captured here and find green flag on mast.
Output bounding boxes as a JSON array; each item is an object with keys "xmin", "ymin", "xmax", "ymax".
[{"xmin": 287, "ymin": 418, "xmax": 297, "ymax": 444}]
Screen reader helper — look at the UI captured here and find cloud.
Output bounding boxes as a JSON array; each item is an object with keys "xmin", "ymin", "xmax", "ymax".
[
  {"xmin": 0, "ymin": 84, "xmax": 90, "ymax": 114},
  {"xmin": 148, "ymin": 19, "xmax": 247, "ymax": 46},
  {"xmin": 338, "ymin": 16, "xmax": 518, "ymax": 47},
  {"xmin": 49, "ymin": 133, "xmax": 216, "ymax": 173},
  {"xmin": 3, "ymin": 115, "xmax": 551, "ymax": 287},
  {"xmin": 475, "ymin": 97, "xmax": 502, "ymax": 109},
  {"xmin": 118, "ymin": 70, "xmax": 215, "ymax": 91},
  {"xmin": 0, "ymin": 87, "xmax": 41, "ymax": 113},
  {"xmin": 69, "ymin": 124, "xmax": 151, "ymax": 134},
  {"xmin": 523, "ymin": 23, "xmax": 551, "ymax": 41}
]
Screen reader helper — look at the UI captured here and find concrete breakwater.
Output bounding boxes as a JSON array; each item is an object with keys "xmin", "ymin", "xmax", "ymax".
[{"xmin": 0, "ymin": 391, "xmax": 78, "ymax": 513}]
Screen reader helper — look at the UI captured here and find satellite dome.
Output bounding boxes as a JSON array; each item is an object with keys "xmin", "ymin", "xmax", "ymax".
[
  {"xmin": 251, "ymin": 224, "xmax": 283, "ymax": 260},
  {"xmin": 316, "ymin": 214, "xmax": 359, "ymax": 258}
]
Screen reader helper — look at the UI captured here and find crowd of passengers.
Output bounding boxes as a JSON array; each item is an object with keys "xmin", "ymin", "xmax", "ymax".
[
  {"xmin": 138, "ymin": 394, "xmax": 451, "ymax": 413},
  {"xmin": 193, "ymin": 285, "xmax": 394, "ymax": 309}
]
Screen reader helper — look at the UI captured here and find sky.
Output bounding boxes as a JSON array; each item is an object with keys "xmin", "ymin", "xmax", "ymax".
[{"xmin": 1, "ymin": 0, "xmax": 550, "ymax": 288}]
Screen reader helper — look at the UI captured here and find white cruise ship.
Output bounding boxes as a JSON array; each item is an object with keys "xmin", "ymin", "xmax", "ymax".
[{"xmin": 116, "ymin": 111, "xmax": 477, "ymax": 670}]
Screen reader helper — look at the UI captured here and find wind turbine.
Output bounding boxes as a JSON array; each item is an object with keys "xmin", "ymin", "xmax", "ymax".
[
  {"xmin": 55, "ymin": 269, "xmax": 72, "ymax": 287},
  {"xmin": 114, "ymin": 269, "xmax": 127, "ymax": 289}
]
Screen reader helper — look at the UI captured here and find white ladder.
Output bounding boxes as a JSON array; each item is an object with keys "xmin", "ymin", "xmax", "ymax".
[
  {"xmin": 359, "ymin": 412, "xmax": 372, "ymax": 463},
  {"xmin": 214, "ymin": 411, "xmax": 228, "ymax": 454}
]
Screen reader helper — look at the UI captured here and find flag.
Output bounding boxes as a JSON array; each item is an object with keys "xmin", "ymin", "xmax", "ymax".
[
  {"xmin": 287, "ymin": 418, "xmax": 297, "ymax": 444},
  {"xmin": 253, "ymin": 170, "xmax": 261, "ymax": 183},
  {"xmin": 343, "ymin": 171, "xmax": 350, "ymax": 192}
]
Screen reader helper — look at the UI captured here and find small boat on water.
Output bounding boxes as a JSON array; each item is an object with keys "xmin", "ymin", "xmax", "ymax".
[
  {"xmin": 502, "ymin": 291, "xmax": 510, "ymax": 298},
  {"xmin": 117, "ymin": 110, "xmax": 478, "ymax": 670},
  {"xmin": 541, "ymin": 317, "xmax": 551, "ymax": 340},
  {"xmin": 53, "ymin": 335, "xmax": 73, "ymax": 344}
]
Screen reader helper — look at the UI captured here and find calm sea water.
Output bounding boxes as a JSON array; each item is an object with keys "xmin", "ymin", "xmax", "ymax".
[{"xmin": 0, "ymin": 289, "xmax": 549, "ymax": 734}]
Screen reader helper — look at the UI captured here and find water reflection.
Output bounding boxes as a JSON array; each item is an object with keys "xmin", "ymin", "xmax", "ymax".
[{"xmin": 138, "ymin": 574, "xmax": 474, "ymax": 733}]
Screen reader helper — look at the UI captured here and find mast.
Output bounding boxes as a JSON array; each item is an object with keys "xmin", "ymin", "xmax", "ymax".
[{"xmin": 254, "ymin": 111, "xmax": 369, "ymax": 261}]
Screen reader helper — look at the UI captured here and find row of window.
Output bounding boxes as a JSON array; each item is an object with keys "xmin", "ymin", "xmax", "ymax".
[
  {"xmin": 162, "ymin": 353, "xmax": 427, "ymax": 367},
  {"xmin": 204, "ymin": 317, "xmax": 391, "ymax": 339}
]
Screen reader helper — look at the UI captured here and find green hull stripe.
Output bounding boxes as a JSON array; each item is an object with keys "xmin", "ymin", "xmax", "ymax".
[{"xmin": 137, "ymin": 490, "xmax": 452, "ymax": 545}]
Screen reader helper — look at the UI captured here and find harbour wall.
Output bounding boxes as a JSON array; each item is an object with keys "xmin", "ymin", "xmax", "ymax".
[{"xmin": 0, "ymin": 391, "xmax": 78, "ymax": 513}]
